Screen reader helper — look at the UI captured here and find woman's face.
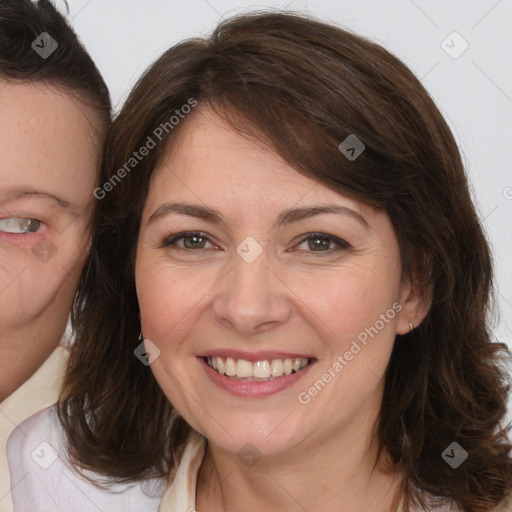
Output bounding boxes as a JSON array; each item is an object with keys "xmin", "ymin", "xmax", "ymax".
[
  {"xmin": 0, "ymin": 82, "xmax": 99, "ymax": 399},
  {"xmin": 136, "ymin": 107, "xmax": 426, "ymax": 458}
]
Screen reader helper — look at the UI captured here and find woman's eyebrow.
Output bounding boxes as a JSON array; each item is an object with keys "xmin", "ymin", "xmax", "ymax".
[
  {"xmin": 148, "ymin": 202, "xmax": 370, "ymax": 230},
  {"xmin": 274, "ymin": 205, "xmax": 370, "ymax": 230},
  {"xmin": 148, "ymin": 202, "xmax": 223, "ymax": 225},
  {"xmin": 0, "ymin": 188, "xmax": 80, "ymax": 213}
]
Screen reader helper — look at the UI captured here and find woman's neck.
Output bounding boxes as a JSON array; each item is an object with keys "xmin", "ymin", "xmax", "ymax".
[{"xmin": 195, "ymin": 414, "xmax": 405, "ymax": 512}]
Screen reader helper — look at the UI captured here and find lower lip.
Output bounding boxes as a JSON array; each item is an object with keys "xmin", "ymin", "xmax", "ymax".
[{"xmin": 198, "ymin": 357, "xmax": 315, "ymax": 398}]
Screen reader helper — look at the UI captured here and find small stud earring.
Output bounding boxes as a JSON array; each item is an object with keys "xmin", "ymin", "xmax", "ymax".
[{"xmin": 409, "ymin": 323, "xmax": 414, "ymax": 332}]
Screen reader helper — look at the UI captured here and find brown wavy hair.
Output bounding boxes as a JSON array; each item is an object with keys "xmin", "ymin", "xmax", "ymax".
[{"xmin": 57, "ymin": 11, "xmax": 512, "ymax": 511}]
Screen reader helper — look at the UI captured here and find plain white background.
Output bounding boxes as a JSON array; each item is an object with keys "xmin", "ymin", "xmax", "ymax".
[{"xmin": 62, "ymin": 0, "xmax": 512, "ymax": 417}]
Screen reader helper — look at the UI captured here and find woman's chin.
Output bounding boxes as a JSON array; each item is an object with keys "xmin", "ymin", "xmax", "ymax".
[{"xmin": 203, "ymin": 429, "xmax": 305, "ymax": 462}]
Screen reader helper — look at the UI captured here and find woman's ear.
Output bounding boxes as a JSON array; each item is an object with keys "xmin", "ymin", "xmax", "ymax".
[{"xmin": 396, "ymin": 272, "xmax": 433, "ymax": 335}]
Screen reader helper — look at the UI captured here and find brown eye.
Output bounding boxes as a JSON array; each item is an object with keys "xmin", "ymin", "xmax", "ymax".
[
  {"xmin": 161, "ymin": 231, "xmax": 215, "ymax": 250},
  {"xmin": 295, "ymin": 233, "xmax": 350, "ymax": 254},
  {"xmin": 307, "ymin": 236, "xmax": 331, "ymax": 251},
  {"xmin": 183, "ymin": 234, "xmax": 207, "ymax": 249}
]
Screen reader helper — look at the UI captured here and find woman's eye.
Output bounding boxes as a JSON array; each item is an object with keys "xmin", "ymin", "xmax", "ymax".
[
  {"xmin": 162, "ymin": 231, "xmax": 216, "ymax": 250},
  {"xmin": 296, "ymin": 233, "xmax": 349, "ymax": 253},
  {"xmin": 0, "ymin": 218, "xmax": 41, "ymax": 234},
  {"xmin": 161, "ymin": 232, "xmax": 348, "ymax": 254}
]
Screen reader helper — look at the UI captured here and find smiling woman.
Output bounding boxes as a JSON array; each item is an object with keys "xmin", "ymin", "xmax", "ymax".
[{"xmin": 8, "ymin": 9, "xmax": 512, "ymax": 512}]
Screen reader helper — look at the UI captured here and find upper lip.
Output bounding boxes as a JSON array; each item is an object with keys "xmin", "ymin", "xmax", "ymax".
[{"xmin": 199, "ymin": 349, "xmax": 315, "ymax": 362}]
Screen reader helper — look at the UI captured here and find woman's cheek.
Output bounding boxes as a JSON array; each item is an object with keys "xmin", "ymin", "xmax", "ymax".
[
  {"xmin": 140, "ymin": 263, "xmax": 210, "ymax": 327},
  {"xmin": 0, "ymin": 271, "xmax": 51, "ymax": 325},
  {"xmin": 0, "ymin": 239, "xmax": 84, "ymax": 323},
  {"xmin": 293, "ymin": 272, "xmax": 374, "ymax": 327}
]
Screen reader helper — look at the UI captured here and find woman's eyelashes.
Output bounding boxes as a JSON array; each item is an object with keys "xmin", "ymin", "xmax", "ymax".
[
  {"xmin": 0, "ymin": 217, "xmax": 42, "ymax": 234},
  {"xmin": 162, "ymin": 231, "xmax": 216, "ymax": 250},
  {"xmin": 293, "ymin": 232, "xmax": 351, "ymax": 254},
  {"xmin": 160, "ymin": 230, "xmax": 351, "ymax": 255}
]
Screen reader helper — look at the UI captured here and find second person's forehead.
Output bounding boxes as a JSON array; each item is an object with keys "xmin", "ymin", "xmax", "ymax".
[{"xmin": 0, "ymin": 82, "xmax": 99, "ymax": 207}]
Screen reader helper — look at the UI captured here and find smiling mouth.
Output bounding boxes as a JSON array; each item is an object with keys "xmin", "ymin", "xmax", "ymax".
[{"xmin": 204, "ymin": 356, "xmax": 313, "ymax": 381}]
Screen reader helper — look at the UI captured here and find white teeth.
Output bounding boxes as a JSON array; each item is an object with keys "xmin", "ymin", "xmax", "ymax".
[
  {"xmin": 253, "ymin": 360, "xmax": 271, "ymax": 379},
  {"xmin": 270, "ymin": 359, "xmax": 284, "ymax": 377},
  {"xmin": 236, "ymin": 359, "xmax": 253, "ymax": 378},
  {"xmin": 225, "ymin": 357, "xmax": 236, "ymax": 376},
  {"xmin": 206, "ymin": 356, "xmax": 310, "ymax": 380}
]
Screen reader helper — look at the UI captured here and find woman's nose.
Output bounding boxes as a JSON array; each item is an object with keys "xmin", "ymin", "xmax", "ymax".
[{"xmin": 211, "ymin": 247, "xmax": 292, "ymax": 335}]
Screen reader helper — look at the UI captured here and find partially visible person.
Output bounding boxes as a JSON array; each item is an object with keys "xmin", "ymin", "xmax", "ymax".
[{"xmin": 0, "ymin": 1, "xmax": 110, "ymax": 510}]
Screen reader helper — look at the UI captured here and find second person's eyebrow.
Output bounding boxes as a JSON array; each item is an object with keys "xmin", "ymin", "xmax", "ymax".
[
  {"xmin": 0, "ymin": 188, "xmax": 80, "ymax": 214},
  {"xmin": 147, "ymin": 201, "xmax": 370, "ymax": 230}
]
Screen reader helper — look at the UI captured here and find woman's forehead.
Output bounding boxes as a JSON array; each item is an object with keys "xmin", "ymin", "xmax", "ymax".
[{"xmin": 143, "ymin": 108, "xmax": 388, "ymax": 229}]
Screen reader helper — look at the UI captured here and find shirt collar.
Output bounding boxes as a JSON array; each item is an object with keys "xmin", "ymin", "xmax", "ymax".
[{"xmin": 158, "ymin": 429, "xmax": 206, "ymax": 511}]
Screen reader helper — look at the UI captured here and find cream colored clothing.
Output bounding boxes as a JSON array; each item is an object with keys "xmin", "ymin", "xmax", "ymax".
[
  {"xmin": 0, "ymin": 346, "xmax": 68, "ymax": 512},
  {"xmin": 159, "ymin": 431, "xmax": 512, "ymax": 512},
  {"xmin": 158, "ymin": 429, "xmax": 206, "ymax": 511}
]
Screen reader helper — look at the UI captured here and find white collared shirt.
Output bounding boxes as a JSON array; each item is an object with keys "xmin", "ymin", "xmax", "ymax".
[
  {"xmin": 0, "ymin": 346, "xmax": 69, "ymax": 512},
  {"xmin": 7, "ymin": 406, "xmax": 167, "ymax": 512}
]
